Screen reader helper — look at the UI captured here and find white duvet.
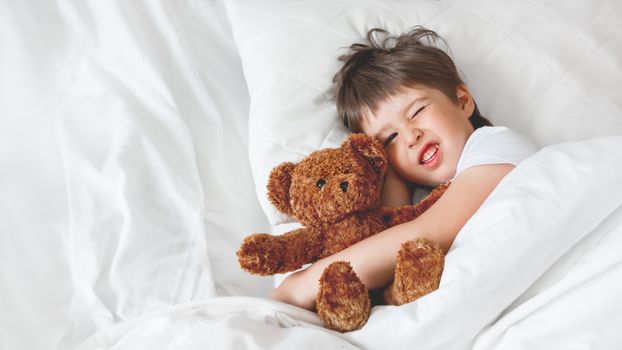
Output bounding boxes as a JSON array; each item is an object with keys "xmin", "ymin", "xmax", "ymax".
[
  {"xmin": 78, "ymin": 136, "xmax": 622, "ymax": 350},
  {"xmin": 0, "ymin": 0, "xmax": 272, "ymax": 348}
]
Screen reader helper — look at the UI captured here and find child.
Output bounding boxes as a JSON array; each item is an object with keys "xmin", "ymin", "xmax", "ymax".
[{"xmin": 271, "ymin": 26, "xmax": 537, "ymax": 311}]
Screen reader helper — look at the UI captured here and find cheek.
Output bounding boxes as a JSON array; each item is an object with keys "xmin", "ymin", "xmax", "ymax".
[{"xmin": 386, "ymin": 147, "xmax": 415, "ymax": 179}]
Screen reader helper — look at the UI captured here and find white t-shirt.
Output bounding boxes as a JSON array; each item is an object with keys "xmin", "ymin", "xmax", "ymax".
[
  {"xmin": 453, "ymin": 126, "xmax": 537, "ymax": 178},
  {"xmin": 412, "ymin": 126, "xmax": 537, "ymax": 203}
]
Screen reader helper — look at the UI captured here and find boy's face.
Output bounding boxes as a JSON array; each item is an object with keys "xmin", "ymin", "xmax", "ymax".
[{"xmin": 361, "ymin": 84, "xmax": 475, "ymax": 186}]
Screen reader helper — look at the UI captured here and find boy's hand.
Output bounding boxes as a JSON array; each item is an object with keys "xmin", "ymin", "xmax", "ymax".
[{"xmin": 271, "ymin": 269, "xmax": 318, "ymax": 311}]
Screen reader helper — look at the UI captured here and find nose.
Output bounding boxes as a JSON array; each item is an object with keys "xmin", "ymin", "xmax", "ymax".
[
  {"xmin": 406, "ymin": 128, "xmax": 423, "ymax": 148},
  {"xmin": 340, "ymin": 182, "xmax": 349, "ymax": 192}
]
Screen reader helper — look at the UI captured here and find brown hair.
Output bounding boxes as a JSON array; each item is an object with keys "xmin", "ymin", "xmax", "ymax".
[{"xmin": 333, "ymin": 26, "xmax": 492, "ymax": 132}]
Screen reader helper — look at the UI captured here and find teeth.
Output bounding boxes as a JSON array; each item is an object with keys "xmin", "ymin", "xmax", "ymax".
[{"xmin": 421, "ymin": 145, "xmax": 438, "ymax": 164}]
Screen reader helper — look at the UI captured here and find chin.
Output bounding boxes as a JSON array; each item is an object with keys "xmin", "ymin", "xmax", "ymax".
[
  {"xmin": 430, "ymin": 171, "xmax": 455, "ymax": 186},
  {"xmin": 406, "ymin": 168, "xmax": 453, "ymax": 186}
]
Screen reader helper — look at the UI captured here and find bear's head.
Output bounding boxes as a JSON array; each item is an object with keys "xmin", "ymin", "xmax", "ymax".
[{"xmin": 267, "ymin": 134, "xmax": 387, "ymax": 226}]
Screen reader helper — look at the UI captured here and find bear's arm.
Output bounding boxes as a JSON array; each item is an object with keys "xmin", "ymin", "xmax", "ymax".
[
  {"xmin": 277, "ymin": 227, "xmax": 324, "ymax": 273},
  {"xmin": 237, "ymin": 227, "xmax": 324, "ymax": 275},
  {"xmin": 381, "ymin": 182, "xmax": 450, "ymax": 227}
]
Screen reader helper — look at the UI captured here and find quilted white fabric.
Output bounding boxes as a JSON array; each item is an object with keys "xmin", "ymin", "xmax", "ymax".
[
  {"xmin": 224, "ymin": 0, "xmax": 622, "ymax": 225},
  {"xmin": 0, "ymin": 1, "xmax": 272, "ymax": 348}
]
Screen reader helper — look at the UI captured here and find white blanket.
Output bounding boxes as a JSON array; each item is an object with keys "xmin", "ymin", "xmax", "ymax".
[
  {"xmin": 0, "ymin": 1, "xmax": 272, "ymax": 348},
  {"xmin": 77, "ymin": 136, "xmax": 622, "ymax": 349}
]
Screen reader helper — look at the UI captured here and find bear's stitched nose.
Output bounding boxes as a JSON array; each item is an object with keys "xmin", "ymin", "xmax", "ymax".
[{"xmin": 340, "ymin": 182, "xmax": 349, "ymax": 192}]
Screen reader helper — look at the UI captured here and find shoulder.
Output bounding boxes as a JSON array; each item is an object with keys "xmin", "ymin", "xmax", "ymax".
[
  {"xmin": 467, "ymin": 126, "xmax": 535, "ymax": 150},
  {"xmin": 456, "ymin": 126, "xmax": 538, "ymax": 175}
]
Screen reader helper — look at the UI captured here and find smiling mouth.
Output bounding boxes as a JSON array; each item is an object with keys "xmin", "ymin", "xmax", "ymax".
[{"xmin": 419, "ymin": 143, "xmax": 439, "ymax": 165}]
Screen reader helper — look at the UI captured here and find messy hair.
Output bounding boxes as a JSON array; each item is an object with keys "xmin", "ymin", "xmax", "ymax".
[{"xmin": 333, "ymin": 26, "xmax": 492, "ymax": 132}]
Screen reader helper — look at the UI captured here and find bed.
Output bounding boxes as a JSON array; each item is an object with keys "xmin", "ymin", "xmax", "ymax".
[{"xmin": 2, "ymin": 0, "xmax": 622, "ymax": 349}]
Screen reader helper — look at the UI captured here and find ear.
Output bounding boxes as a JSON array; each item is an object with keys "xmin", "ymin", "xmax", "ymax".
[
  {"xmin": 343, "ymin": 133, "xmax": 387, "ymax": 177},
  {"xmin": 456, "ymin": 84, "xmax": 475, "ymax": 119},
  {"xmin": 266, "ymin": 162, "xmax": 296, "ymax": 217}
]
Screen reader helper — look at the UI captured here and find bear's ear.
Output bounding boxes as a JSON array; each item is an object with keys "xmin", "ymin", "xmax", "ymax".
[
  {"xmin": 267, "ymin": 162, "xmax": 297, "ymax": 217},
  {"xmin": 343, "ymin": 133, "xmax": 387, "ymax": 176}
]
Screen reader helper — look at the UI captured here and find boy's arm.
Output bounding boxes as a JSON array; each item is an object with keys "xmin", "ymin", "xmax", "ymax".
[{"xmin": 271, "ymin": 163, "xmax": 514, "ymax": 311}]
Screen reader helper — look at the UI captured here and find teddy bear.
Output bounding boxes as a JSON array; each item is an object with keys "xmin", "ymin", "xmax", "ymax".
[{"xmin": 237, "ymin": 133, "xmax": 448, "ymax": 332}]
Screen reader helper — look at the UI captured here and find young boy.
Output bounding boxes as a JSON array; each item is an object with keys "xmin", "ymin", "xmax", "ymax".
[{"xmin": 271, "ymin": 27, "xmax": 536, "ymax": 311}]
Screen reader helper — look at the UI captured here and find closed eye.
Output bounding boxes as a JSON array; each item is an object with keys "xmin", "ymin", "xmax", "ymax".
[
  {"xmin": 383, "ymin": 132, "xmax": 397, "ymax": 146},
  {"xmin": 410, "ymin": 106, "xmax": 426, "ymax": 120}
]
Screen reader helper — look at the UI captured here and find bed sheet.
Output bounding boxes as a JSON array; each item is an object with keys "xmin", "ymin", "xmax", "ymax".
[{"xmin": 0, "ymin": 0, "xmax": 272, "ymax": 349}]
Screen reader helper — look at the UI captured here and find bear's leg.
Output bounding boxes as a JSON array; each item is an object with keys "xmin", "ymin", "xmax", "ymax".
[
  {"xmin": 316, "ymin": 261, "xmax": 370, "ymax": 332},
  {"xmin": 383, "ymin": 238, "xmax": 444, "ymax": 305}
]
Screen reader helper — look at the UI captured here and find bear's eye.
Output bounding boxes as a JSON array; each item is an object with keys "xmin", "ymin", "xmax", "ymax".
[{"xmin": 316, "ymin": 179, "xmax": 326, "ymax": 189}]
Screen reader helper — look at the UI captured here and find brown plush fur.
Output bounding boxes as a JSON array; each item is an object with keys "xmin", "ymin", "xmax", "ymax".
[
  {"xmin": 316, "ymin": 261, "xmax": 370, "ymax": 331},
  {"xmin": 237, "ymin": 133, "xmax": 447, "ymax": 332}
]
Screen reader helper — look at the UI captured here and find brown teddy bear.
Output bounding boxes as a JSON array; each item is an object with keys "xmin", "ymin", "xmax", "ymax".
[{"xmin": 237, "ymin": 133, "xmax": 447, "ymax": 332}]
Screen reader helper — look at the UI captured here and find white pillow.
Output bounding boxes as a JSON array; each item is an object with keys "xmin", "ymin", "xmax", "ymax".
[{"xmin": 224, "ymin": 0, "xmax": 622, "ymax": 224}]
